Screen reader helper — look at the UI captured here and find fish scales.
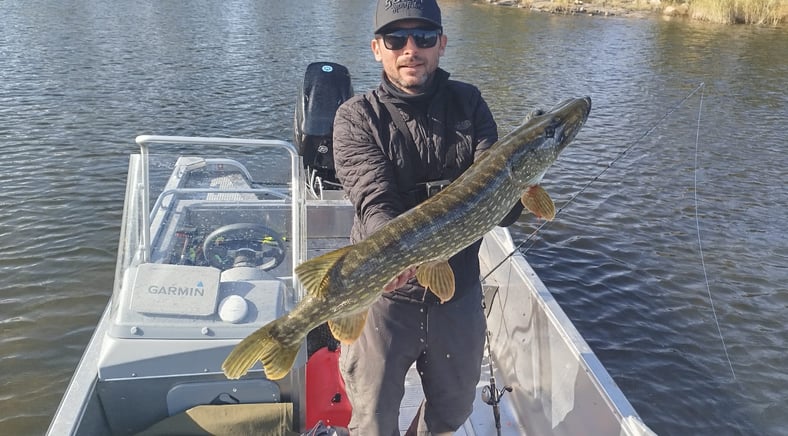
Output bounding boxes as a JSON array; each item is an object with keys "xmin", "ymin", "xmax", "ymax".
[{"xmin": 222, "ymin": 97, "xmax": 591, "ymax": 380}]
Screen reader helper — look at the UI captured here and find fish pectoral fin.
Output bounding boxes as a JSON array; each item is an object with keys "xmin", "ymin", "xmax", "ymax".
[
  {"xmin": 328, "ymin": 311, "xmax": 368, "ymax": 344},
  {"xmin": 416, "ymin": 260, "xmax": 456, "ymax": 303},
  {"xmin": 222, "ymin": 319, "xmax": 299, "ymax": 381},
  {"xmin": 521, "ymin": 185, "xmax": 556, "ymax": 221},
  {"xmin": 295, "ymin": 245, "xmax": 352, "ymax": 299}
]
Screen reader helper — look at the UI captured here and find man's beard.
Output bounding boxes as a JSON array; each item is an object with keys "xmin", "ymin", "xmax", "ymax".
[{"xmin": 393, "ymin": 56, "xmax": 434, "ymax": 94}]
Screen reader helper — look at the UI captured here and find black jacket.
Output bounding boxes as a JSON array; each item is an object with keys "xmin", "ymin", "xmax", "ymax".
[{"xmin": 333, "ymin": 69, "xmax": 521, "ymax": 303}]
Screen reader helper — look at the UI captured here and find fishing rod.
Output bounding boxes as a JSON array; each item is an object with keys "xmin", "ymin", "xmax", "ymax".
[
  {"xmin": 478, "ymin": 82, "xmax": 735, "ymax": 430},
  {"xmin": 480, "ymin": 328, "xmax": 512, "ymax": 436}
]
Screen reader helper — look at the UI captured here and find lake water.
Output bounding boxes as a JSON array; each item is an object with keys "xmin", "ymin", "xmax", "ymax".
[{"xmin": 1, "ymin": 0, "xmax": 786, "ymax": 434}]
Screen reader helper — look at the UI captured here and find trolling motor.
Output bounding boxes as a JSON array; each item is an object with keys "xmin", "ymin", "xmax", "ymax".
[{"xmin": 294, "ymin": 61, "xmax": 353, "ymax": 192}]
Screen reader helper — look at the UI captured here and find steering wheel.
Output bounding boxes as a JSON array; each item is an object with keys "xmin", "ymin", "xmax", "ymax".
[{"xmin": 203, "ymin": 223, "xmax": 287, "ymax": 271}]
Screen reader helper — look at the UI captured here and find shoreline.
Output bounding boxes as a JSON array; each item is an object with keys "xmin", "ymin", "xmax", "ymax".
[
  {"xmin": 485, "ymin": 0, "xmax": 691, "ymax": 20},
  {"xmin": 483, "ymin": 0, "xmax": 786, "ymax": 23}
]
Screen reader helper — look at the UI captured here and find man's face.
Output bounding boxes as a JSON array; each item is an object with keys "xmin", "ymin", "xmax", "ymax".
[{"xmin": 371, "ymin": 20, "xmax": 447, "ymax": 95}]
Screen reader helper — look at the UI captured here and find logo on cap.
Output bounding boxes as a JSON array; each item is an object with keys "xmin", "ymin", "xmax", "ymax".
[{"xmin": 385, "ymin": 0, "xmax": 424, "ymax": 13}]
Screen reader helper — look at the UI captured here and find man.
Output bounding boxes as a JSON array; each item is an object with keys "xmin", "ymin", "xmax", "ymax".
[{"xmin": 332, "ymin": 1, "xmax": 522, "ymax": 434}]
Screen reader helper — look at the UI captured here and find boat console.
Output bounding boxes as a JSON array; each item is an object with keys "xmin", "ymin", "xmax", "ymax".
[{"xmin": 95, "ymin": 140, "xmax": 306, "ymax": 434}]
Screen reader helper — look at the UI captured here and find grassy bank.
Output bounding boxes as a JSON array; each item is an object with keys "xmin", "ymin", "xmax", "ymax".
[{"xmin": 487, "ymin": 0, "xmax": 788, "ymax": 24}]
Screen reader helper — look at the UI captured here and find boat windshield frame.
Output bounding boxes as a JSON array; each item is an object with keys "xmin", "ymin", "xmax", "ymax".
[{"xmin": 108, "ymin": 136, "xmax": 307, "ymax": 337}]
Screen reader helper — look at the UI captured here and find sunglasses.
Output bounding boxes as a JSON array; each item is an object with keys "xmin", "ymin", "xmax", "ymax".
[{"xmin": 379, "ymin": 28, "xmax": 442, "ymax": 51}]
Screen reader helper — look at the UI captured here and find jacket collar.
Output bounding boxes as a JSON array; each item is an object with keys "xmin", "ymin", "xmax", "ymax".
[{"xmin": 379, "ymin": 68, "xmax": 450, "ymax": 105}]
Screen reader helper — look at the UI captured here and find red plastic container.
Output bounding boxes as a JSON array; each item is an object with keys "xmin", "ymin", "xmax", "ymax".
[{"xmin": 305, "ymin": 347, "xmax": 352, "ymax": 429}]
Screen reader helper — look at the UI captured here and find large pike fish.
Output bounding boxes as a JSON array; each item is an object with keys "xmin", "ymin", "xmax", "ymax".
[{"xmin": 223, "ymin": 96, "xmax": 591, "ymax": 380}]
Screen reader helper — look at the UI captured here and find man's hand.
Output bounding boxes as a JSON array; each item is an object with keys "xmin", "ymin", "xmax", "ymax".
[{"xmin": 383, "ymin": 266, "xmax": 417, "ymax": 292}]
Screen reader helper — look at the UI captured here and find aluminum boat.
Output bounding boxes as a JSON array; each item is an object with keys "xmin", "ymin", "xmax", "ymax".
[{"xmin": 48, "ymin": 62, "xmax": 655, "ymax": 436}]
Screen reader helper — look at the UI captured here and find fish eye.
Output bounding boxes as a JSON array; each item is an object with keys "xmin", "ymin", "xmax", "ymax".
[{"xmin": 545, "ymin": 117, "xmax": 562, "ymax": 139}]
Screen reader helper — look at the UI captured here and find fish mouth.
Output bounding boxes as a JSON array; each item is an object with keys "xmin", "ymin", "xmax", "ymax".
[{"xmin": 547, "ymin": 97, "xmax": 592, "ymax": 154}]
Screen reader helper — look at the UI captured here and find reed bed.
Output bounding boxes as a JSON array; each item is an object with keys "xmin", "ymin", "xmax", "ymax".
[
  {"xmin": 510, "ymin": 0, "xmax": 788, "ymax": 24},
  {"xmin": 688, "ymin": 0, "xmax": 787, "ymax": 24}
]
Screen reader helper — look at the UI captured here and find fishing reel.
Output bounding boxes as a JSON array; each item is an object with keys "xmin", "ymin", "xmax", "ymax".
[
  {"xmin": 481, "ymin": 376, "xmax": 513, "ymax": 436},
  {"xmin": 481, "ymin": 377, "xmax": 513, "ymax": 406}
]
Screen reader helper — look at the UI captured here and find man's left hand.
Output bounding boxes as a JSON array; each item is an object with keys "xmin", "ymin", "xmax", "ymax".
[{"xmin": 383, "ymin": 266, "xmax": 417, "ymax": 292}]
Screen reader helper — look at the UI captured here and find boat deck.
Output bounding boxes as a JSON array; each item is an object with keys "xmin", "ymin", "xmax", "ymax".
[{"xmin": 400, "ymin": 359, "xmax": 525, "ymax": 435}]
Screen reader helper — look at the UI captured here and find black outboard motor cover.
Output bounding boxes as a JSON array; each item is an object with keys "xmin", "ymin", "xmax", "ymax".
[{"xmin": 295, "ymin": 62, "xmax": 353, "ymax": 185}]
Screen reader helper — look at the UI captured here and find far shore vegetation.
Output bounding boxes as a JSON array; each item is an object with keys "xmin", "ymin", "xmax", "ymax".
[{"xmin": 485, "ymin": 0, "xmax": 788, "ymax": 25}]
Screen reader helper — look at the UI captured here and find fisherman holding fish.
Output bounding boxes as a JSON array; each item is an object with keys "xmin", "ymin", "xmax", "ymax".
[
  {"xmin": 221, "ymin": 0, "xmax": 590, "ymax": 432},
  {"xmin": 332, "ymin": 1, "xmax": 523, "ymax": 434}
]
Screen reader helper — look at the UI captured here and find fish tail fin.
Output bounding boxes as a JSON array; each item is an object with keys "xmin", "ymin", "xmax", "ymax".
[{"xmin": 222, "ymin": 320, "xmax": 300, "ymax": 381}]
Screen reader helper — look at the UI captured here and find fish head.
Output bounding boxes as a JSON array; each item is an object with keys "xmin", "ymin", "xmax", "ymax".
[
  {"xmin": 509, "ymin": 97, "xmax": 591, "ymax": 186},
  {"xmin": 530, "ymin": 97, "xmax": 591, "ymax": 155}
]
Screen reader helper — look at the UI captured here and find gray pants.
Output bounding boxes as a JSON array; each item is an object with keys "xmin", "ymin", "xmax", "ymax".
[{"xmin": 339, "ymin": 291, "xmax": 486, "ymax": 436}]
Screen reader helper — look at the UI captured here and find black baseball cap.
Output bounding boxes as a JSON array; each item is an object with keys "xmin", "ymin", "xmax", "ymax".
[{"xmin": 374, "ymin": 0, "xmax": 442, "ymax": 34}]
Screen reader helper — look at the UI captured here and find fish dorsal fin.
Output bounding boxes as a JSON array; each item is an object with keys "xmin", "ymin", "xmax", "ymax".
[
  {"xmin": 416, "ymin": 260, "xmax": 456, "ymax": 303},
  {"xmin": 294, "ymin": 246, "xmax": 352, "ymax": 299},
  {"xmin": 521, "ymin": 185, "xmax": 556, "ymax": 221},
  {"xmin": 329, "ymin": 311, "xmax": 368, "ymax": 344}
]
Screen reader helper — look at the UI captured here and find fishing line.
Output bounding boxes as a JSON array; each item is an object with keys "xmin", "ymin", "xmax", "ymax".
[
  {"xmin": 692, "ymin": 85, "xmax": 736, "ymax": 381},
  {"xmin": 482, "ymin": 81, "xmax": 737, "ymax": 381},
  {"xmin": 482, "ymin": 82, "xmax": 706, "ymax": 281},
  {"xmin": 481, "ymin": 85, "xmax": 707, "ymax": 406}
]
